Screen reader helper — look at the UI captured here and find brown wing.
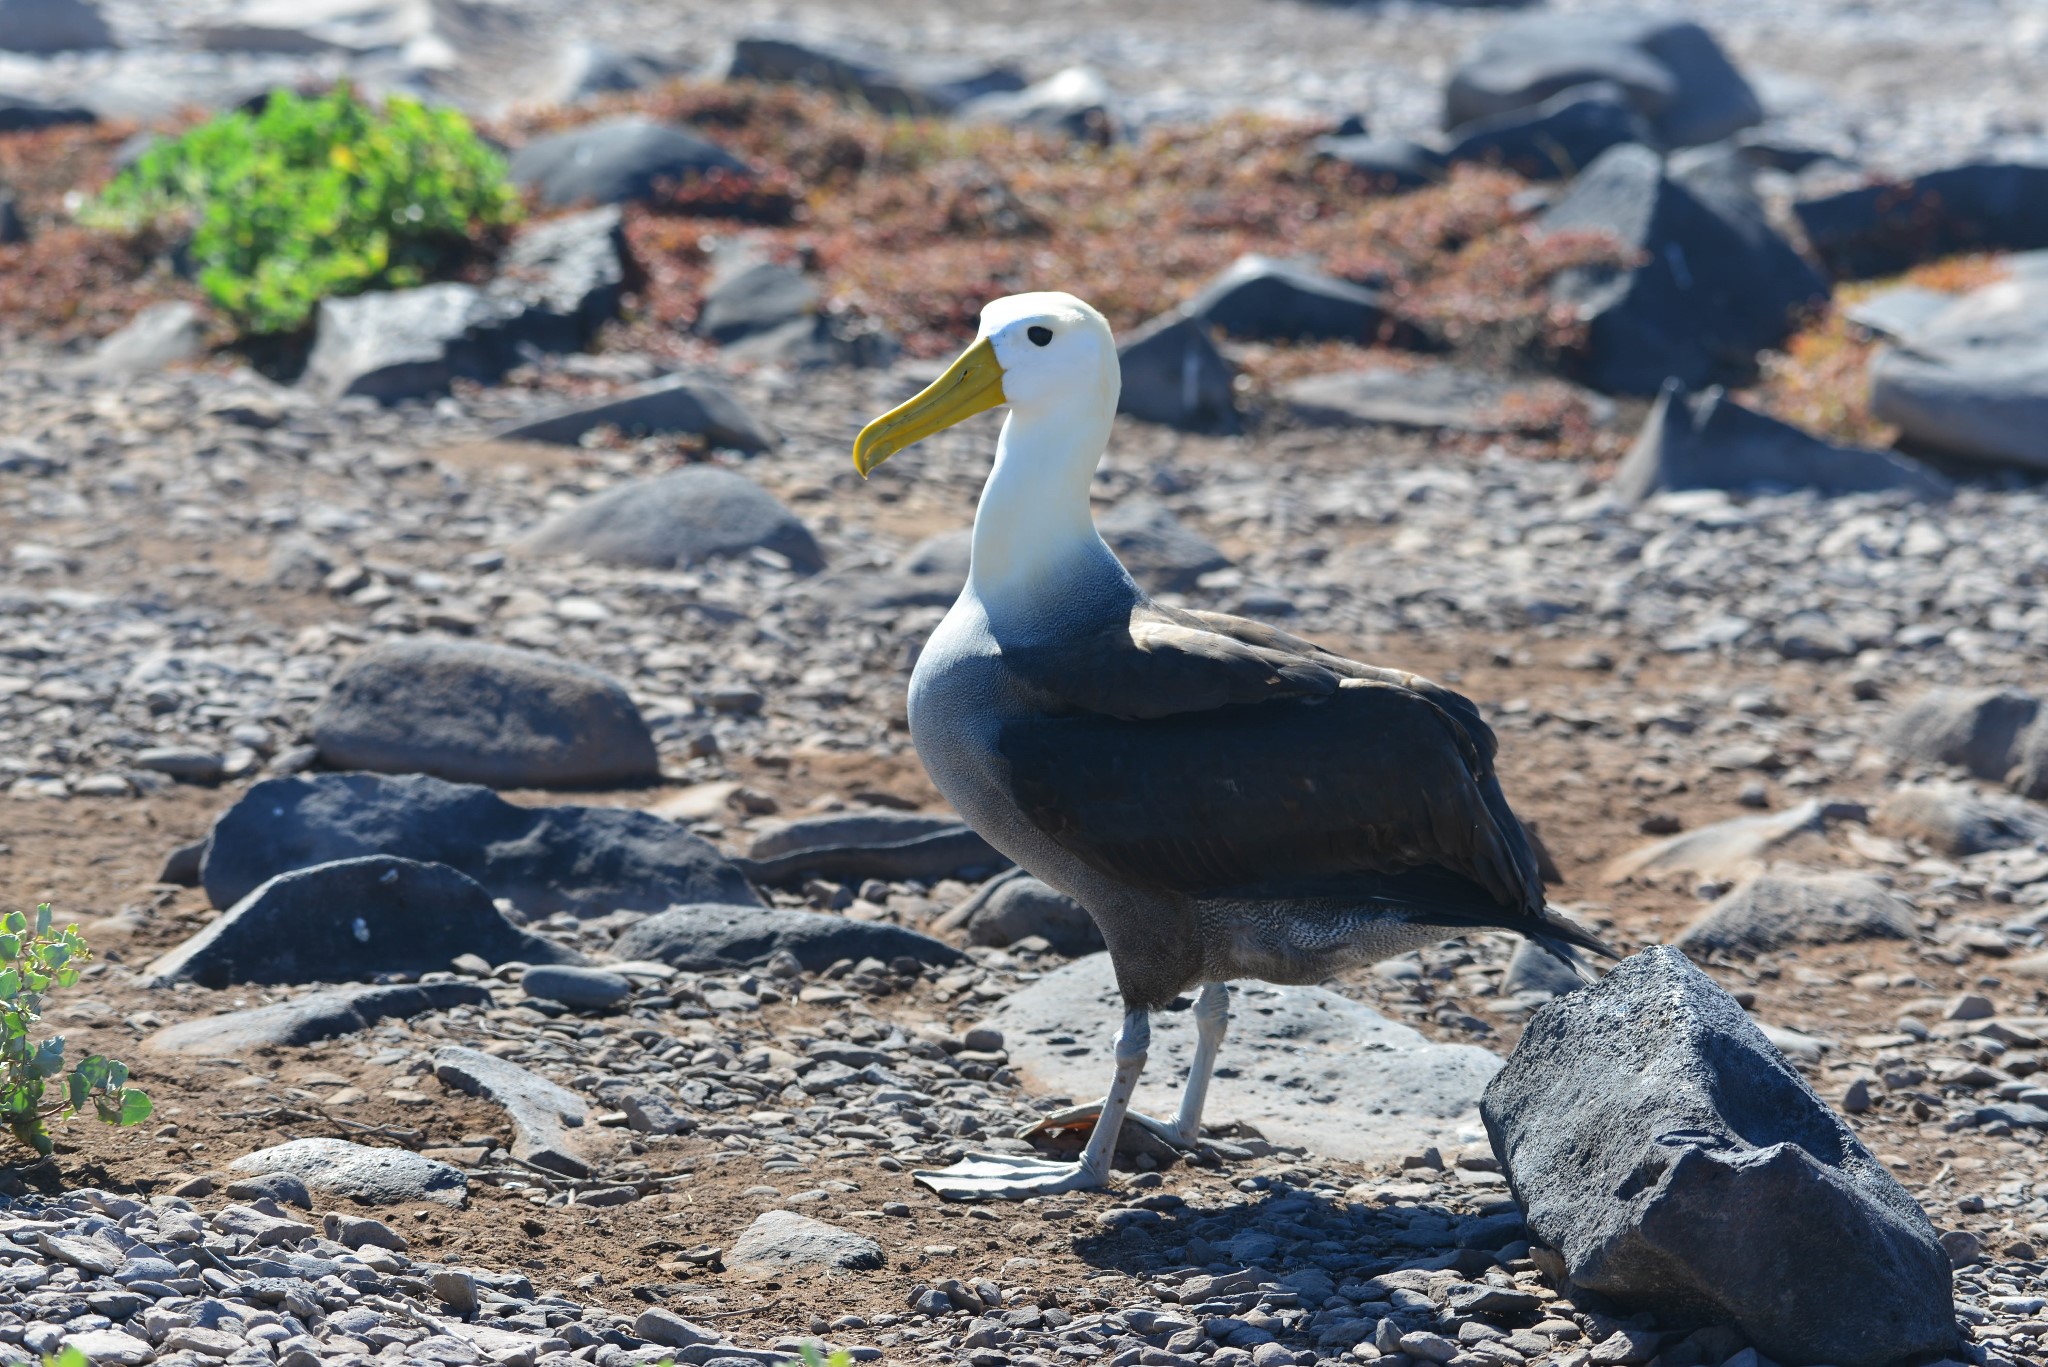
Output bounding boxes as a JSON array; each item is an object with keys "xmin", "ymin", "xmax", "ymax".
[{"xmin": 997, "ymin": 604, "xmax": 1546, "ymax": 919}]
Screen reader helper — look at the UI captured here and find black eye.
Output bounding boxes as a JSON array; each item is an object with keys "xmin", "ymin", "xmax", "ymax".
[{"xmin": 1027, "ymin": 325, "xmax": 1053, "ymax": 347}]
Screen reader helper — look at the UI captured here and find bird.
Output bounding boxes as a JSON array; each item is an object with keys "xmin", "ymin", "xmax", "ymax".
[{"xmin": 850, "ymin": 291, "xmax": 1612, "ymax": 1200}]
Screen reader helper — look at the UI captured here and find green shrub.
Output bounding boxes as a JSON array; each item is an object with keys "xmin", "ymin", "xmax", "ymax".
[
  {"xmin": 2, "ymin": 905, "xmax": 151, "ymax": 1158},
  {"xmin": 87, "ymin": 84, "xmax": 522, "ymax": 334}
]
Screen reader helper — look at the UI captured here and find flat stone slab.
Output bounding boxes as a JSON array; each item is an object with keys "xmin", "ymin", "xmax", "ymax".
[
  {"xmin": 610, "ymin": 902, "xmax": 963, "ymax": 973},
  {"xmin": 726, "ymin": 1210, "xmax": 883, "ymax": 1276},
  {"xmin": 1602, "ymin": 799, "xmax": 1839, "ymax": 885},
  {"xmin": 146, "ymin": 981, "xmax": 492, "ymax": 1054},
  {"xmin": 230, "ymin": 1137, "xmax": 468, "ymax": 1207},
  {"xmin": 983, "ymin": 953, "xmax": 1502, "ymax": 1163},
  {"xmin": 433, "ymin": 1045, "xmax": 612, "ymax": 1178}
]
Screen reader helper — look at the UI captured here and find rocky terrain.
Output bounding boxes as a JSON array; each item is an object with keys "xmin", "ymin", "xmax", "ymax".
[{"xmin": 6, "ymin": 1, "xmax": 2048, "ymax": 1367}]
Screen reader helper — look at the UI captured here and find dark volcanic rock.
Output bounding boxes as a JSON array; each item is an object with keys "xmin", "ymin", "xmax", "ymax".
[
  {"xmin": 1795, "ymin": 162, "xmax": 2048, "ymax": 279},
  {"xmin": 1483, "ymin": 947, "xmax": 1956, "ymax": 1367},
  {"xmin": 143, "ymin": 856, "xmax": 573, "ymax": 988},
  {"xmin": 201, "ymin": 772, "xmax": 761, "ymax": 915},
  {"xmin": 1184, "ymin": 254, "xmax": 1393, "ymax": 343},
  {"xmin": 312, "ymin": 639, "xmax": 660, "ymax": 788},
  {"xmin": 487, "ymin": 206, "xmax": 629, "ymax": 352},
  {"xmin": 739, "ymin": 812, "xmax": 1006, "ymax": 885},
  {"xmin": 1312, "ymin": 134, "xmax": 1446, "ymax": 190},
  {"xmin": 726, "ymin": 34, "xmax": 1023, "ymax": 116},
  {"xmin": 1116, "ymin": 310, "xmax": 1240, "ymax": 434},
  {"xmin": 1539, "ymin": 145, "xmax": 1828, "ymax": 394},
  {"xmin": 1883, "ymin": 686, "xmax": 2047, "ymax": 794},
  {"xmin": 1499, "ymin": 939, "xmax": 1585, "ymax": 1002},
  {"xmin": 1869, "ymin": 273, "xmax": 2048, "ymax": 472},
  {"xmin": 1445, "ymin": 17, "xmax": 1761, "ymax": 150},
  {"xmin": 1676, "ymin": 871, "xmax": 1915, "ymax": 958},
  {"xmin": 301, "ymin": 284, "xmax": 521, "ymax": 403},
  {"xmin": 0, "ymin": 187, "xmax": 22, "ymax": 242},
  {"xmin": 946, "ymin": 870, "xmax": 1103, "ymax": 956},
  {"xmin": 146, "ymin": 981, "xmax": 493, "ymax": 1054},
  {"xmin": 521, "ymin": 964, "xmax": 632, "ymax": 1011},
  {"xmin": 1612, "ymin": 381, "xmax": 1950, "ymax": 501},
  {"xmin": 500, "ymin": 376, "xmax": 777, "ymax": 453},
  {"xmin": 0, "ymin": 93, "xmax": 95, "ymax": 133},
  {"xmin": 508, "ymin": 116, "xmax": 749, "ymax": 207},
  {"xmin": 612, "ymin": 903, "xmax": 964, "ymax": 973},
  {"xmin": 695, "ymin": 258, "xmax": 819, "ymax": 345},
  {"xmin": 1095, "ymin": 498, "xmax": 1230, "ymax": 593},
  {"xmin": 1445, "ymin": 81, "xmax": 1654, "ymax": 180},
  {"xmin": 522, "ymin": 466, "xmax": 821, "ymax": 573}
]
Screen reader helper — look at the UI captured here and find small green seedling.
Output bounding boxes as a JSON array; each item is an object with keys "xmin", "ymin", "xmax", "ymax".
[
  {"xmin": 2, "ymin": 905, "xmax": 152, "ymax": 1157},
  {"xmin": 798, "ymin": 1345, "xmax": 855, "ymax": 1367}
]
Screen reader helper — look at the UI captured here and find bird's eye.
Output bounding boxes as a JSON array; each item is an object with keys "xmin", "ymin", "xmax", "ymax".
[{"xmin": 1027, "ymin": 325, "xmax": 1053, "ymax": 347}]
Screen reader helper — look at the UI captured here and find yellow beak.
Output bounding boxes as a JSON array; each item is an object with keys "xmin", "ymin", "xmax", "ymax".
[{"xmin": 852, "ymin": 337, "xmax": 1006, "ymax": 478}]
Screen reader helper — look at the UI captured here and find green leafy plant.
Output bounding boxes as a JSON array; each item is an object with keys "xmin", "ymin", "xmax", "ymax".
[
  {"xmin": 43, "ymin": 1348, "xmax": 90, "ymax": 1367},
  {"xmin": 86, "ymin": 84, "xmax": 521, "ymax": 334},
  {"xmin": 2, "ymin": 905, "xmax": 151, "ymax": 1157},
  {"xmin": 798, "ymin": 1345, "xmax": 854, "ymax": 1367}
]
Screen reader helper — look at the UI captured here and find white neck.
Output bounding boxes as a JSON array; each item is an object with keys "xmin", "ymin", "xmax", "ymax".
[{"xmin": 969, "ymin": 399, "xmax": 1119, "ymax": 626}]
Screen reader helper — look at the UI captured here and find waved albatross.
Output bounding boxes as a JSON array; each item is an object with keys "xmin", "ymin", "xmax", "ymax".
[{"xmin": 851, "ymin": 291, "xmax": 1612, "ymax": 1200}]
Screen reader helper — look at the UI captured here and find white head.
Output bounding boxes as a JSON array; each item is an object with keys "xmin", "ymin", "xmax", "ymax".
[{"xmin": 851, "ymin": 291, "xmax": 1119, "ymax": 477}]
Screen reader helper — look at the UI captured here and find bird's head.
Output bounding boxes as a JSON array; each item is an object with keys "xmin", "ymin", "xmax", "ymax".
[{"xmin": 852, "ymin": 291, "xmax": 1118, "ymax": 477}]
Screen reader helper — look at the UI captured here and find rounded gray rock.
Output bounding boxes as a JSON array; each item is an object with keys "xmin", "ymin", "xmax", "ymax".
[
  {"xmin": 312, "ymin": 639, "xmax": 659, "ymax": 788},
  {"xmin": 522, "ymin": 964, "xmax": 633, "ymax": 1010},
  {"xmin": 727, "ymin": 1209, "xmax": 883, "ymax": 1276},
  {"xmin": 229, "ymin": 1137, "xmax": 468, "ymax": 1207},
  {"xmin": 522, "ymin": 466, "xmax": 823, "ymax": 574}
]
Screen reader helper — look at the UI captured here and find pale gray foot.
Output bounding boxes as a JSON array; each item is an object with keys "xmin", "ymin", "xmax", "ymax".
[
  {"xmin": 1020, "ymin": 981, "xmax": 1231, "ymax": 1151},
  {"xmin": 913, "ymin": 1009, "xmax": 1150, "ymax": 1201}
]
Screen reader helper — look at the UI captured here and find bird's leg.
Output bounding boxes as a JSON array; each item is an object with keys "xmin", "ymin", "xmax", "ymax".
[
  {"xmin": 1171, "ymin": 981, "xmax": 1230, "ymax": 1147},
  {"xmin": 1020, "ymin": 985, "xmax": 1228, "ymax": 1152},
  {"xmin": 912, "ymin": 1010, "xmax": 1150, "ymax": 1201}
]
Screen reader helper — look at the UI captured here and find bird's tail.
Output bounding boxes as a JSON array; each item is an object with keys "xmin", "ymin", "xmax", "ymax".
[{"xmin": 1528, "ymin": 906, "xmax": 1619, "ymax": 984}]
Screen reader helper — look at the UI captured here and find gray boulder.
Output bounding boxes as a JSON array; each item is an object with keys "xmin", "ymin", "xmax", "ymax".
[
  {"xmin": 1794, "ymin": 162, "xmax": 2048, "ymax": 279},
  {"xmin": 521, "ymin": 964, "xmax": 632, "ymax": 1011},
  {"xmin": 1870, "ymin": 273, "xmax": 2048, "ymax": 472},
  {"xmin": 1445, "ymin": 17, "xmax": 1761, "ymax": 150},
  {"xmin": 487, "ymin": 206, "xmax": 628, "ymax": 352},
  {"xmin": 988, "ymin": 953, "xmax": 1502, "ymax": 1164},
  {"xmin": 1676, "ymin": 872, "xmax": 1915, "ymax": 958},
  {"xmin": 200, "ymin": 772, "xmax": 761, "ymax": 915},
  {"xmin": 1500, "ymin": 939, "xmax": 1586, "ymax": 1002},
  {"xmin": 522, "ymin": 466, "xmax": 821, "ymax": 573},
  {"xmin": 1612, "ymin": 381, "xmax": 1950, "ymax": 501},
  {"xmin": 301, "ymin": 283, "xmax": 521, "ymax": 404},
  {"xmin": 1096, "ymin": 498, "xmax": 1230, "ymax": 593},
  {"xmin": 696, "ymin": 257, "xmax": 819, "ymax": 345},
  {"xmin": 229, "ymin": 1138, "xmax": 466, "ymax": 1207},
  {"xmin": 1312, "ymin": 134, "xmax": 1446, "ymax": 190},
  {"xmin": 1116, "ymin": 311, "xmax": 1240, "ymax": 434},
  {"xmin": 500, "ymin": 376, "xmax": 777, "ymax": 453},
  {"xmin": 0, "ymin": 188, "xmax": 22, "ymax": 242},
  {"xmin": 947, "ymin": 871, "xmax": 1103, "ymax": 956},
  {"xmin": 1875, "ymin": 782, "xmax": 2048, "ymax": 857},
  {"xmin": 725, "ymin": 35, "xmax": 1023, "ymax": 116},
  {"xmin": 312, "ymin": 639, "xmax": 659, "ymax": 788},
  {"xmin": 433, "ymin": 1045, "xmax": 613, "ymax": 1177},
  {"xmin": 1538, "ymin": 144, "xmax": 1827, "ymax": 394},
  {"xmin": 85, "ymin": 303, "xmax": 206, "ymax": 375},
  {"xmin": 143, "ymin": 856, "xmax": 573, "ymax": 989},
  {"xmin": 1482, "ymin": 947, "xmax": 1956, "ymax": 1367},
  {"xmin": 145, "ymin": 981, "xmax": 492, "ymax": 1054},
  {"xmin": 508, "ymin": 117, "xmax": 749, "ymax": 207},
  {"xmin": 958, "ymin": 66, "xmax": 1117, "ymax": 143},
  {"xmin": 727, "ymin": 1210, "xmax": 883, "ymax": 1276},
  {"xmin": 739, "ymin": 811, "xmax": 1006, "ymax": 884},
  {"xmin": 1445, "ymin": 81, "xmax": 1654, "ymax": 181},
  {"xmin": 1184, "ymin": 255, "xmax": 1393, "ymax": 344},
  {"xmin": 611, "ymin": 903, "xmax": 964, "ymax": 973},
  {"xmin": 0, "ymin": 0, "xmax": 114, "ymax": 52},
  {"xmin": 1883, "ymin": 686, "xmax": 2048, "ymax": 795}
]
